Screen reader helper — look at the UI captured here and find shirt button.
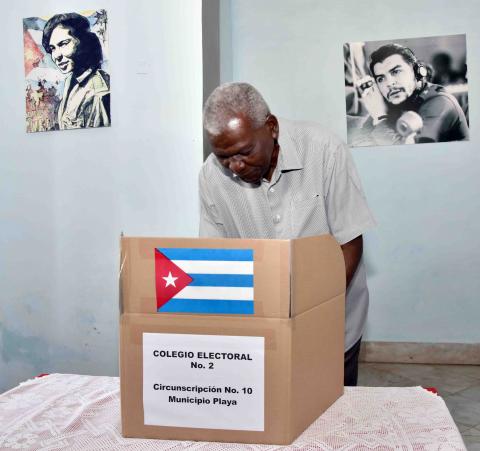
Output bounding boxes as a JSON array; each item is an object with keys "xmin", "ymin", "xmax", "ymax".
[
  {"xmin": 273, "ymin": 214, "xmax": 281, "ymax": 224},
  {"xmin": 269, "ymin": 187, "xmax": 275, "ymax": 193}
]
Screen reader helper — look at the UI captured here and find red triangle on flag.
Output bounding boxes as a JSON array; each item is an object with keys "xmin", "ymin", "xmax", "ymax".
[
  {"xmin": 23, "ymin": 29, "xmax": 44, "ymax": 76},
  {"xmin": 155, "ymin": 249, "xmax": 193, "ymax": 310}
]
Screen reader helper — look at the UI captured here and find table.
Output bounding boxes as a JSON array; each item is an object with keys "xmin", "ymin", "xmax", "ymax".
[{"xmin": 0, "ymin": 374, "xmax": 466, "ymax": 450}]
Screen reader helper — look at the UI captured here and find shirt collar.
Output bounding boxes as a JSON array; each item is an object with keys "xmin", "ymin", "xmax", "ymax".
[
  {"xmin": 75, "ymin": 68, "xmax": 93, "ymax": 84},
  {"xmin": 277, "ymin": 118, "xmax": 303, "ymax": 172}
]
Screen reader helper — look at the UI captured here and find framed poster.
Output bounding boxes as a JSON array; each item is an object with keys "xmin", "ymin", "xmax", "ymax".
[
  {"xmin": 23, "ymin": 10, "xmax": 110, "ymax": 133},
  {"xmin": 344, "ymin": 34, "xmax": 468, "ymax": 147}
]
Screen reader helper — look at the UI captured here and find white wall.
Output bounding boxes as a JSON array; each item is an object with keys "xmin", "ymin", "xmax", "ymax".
[
  {"xmin": 225, "ymin": 0, "xmax": 480, "ymax": 344},
  {"xmin": 0, "ymin": 0, "xmax": 203, "ymax": 392}
]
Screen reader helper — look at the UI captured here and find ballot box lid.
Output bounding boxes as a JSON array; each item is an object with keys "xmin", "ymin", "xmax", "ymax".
[{"xmin": 120, "ymin": 235, "xmax": 345, "ymax": 319}]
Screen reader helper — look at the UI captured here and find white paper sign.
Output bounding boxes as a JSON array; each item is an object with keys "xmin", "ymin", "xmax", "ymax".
[{"xmin": 143, "ymin": 333, "xmax": 265, "ymax": 431}]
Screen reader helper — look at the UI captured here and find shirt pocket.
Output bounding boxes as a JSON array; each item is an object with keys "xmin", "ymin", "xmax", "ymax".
[
  {"xmin": 294, "ymin": 194, "xmax": 320, "ymax": 209},
  {"xmin": 290, "ymin": 194, "xmax": 329, "ymax": 237},
  {"xmin": 209, "ymin": 203, "xmax": 224, "ymax": 226}
]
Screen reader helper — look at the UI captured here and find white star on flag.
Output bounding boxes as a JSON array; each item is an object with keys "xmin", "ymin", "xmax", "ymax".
[{"xmin": 162, "ymin": 271, "xmax": 178, "ymax": 288}]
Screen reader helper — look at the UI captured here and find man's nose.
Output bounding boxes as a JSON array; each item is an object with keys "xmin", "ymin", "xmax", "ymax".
[
  {"xmin": 386, "ymin": 74, "xmax": 396, "ymax": 86},
  {"xmin": 229, "ymin": 157, "xmax": 245, "ymax": 174},
  {"xmin": 52, "ymin": 49, "xmax": 62, "ymax": 62}
]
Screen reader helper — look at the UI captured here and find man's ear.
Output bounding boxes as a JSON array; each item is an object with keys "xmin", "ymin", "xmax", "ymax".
[{"xmin": 266, "ymin": 114, "xmax": 279, "ymax": 139}]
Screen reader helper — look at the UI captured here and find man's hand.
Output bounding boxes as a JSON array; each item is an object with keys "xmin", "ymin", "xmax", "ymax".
[
  {"xmin": 356, "ymin": 76, "xmax": 388, "ymax": 124},
  {"xmin": 396, "ymin": 111, "xmax": 424, "ymax": 145},
  {"xmin": 341, "ymin": 235, "xmax": 363, "ymax": 289}
]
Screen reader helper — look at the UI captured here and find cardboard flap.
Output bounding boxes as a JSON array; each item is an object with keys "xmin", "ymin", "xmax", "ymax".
[
  {"xmin": 290, "ymin": 295, "xmax": 344, "ymax": 437},
  {"xmin": 120, "ymin": 237, "xmax": 291, "ymax": 318},
  {"xmin": 290, "ymin": 235, "xmax": 345, "ymax": 316}
]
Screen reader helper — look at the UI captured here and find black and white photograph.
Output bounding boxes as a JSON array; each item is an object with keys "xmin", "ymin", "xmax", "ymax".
[{"xmin": 344, "ymin": 34, "xmax": 469, "ymax": 147}]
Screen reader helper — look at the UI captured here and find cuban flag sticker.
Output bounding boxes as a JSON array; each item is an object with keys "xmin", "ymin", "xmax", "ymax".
[{"xmin": 154, "ymin": 248, "xmax": 254, "ymax": 314}]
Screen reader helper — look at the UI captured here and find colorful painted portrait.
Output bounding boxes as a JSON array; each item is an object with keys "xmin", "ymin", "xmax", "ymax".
[{"xmin": 23, "ymin": 10, "xmax": 110, "ymax": 133}]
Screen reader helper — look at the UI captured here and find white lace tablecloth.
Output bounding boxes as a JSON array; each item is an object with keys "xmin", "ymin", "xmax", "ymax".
[{"xmin": 0, "ymin": 374, "xmax": 466, "ymax": 450}]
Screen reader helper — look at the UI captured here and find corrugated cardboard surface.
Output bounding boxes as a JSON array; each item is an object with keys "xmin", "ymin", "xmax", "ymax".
[
  {"xmin": 290, "ymin": 294, "xmax": 345, "ymax": 440},
  {"xmin": 121, "ymin": 237, "xmax": 291, "ymax": 318},
  {"xmin": 291, "ymin": 235, "xmax": 345, "ymax": 316},
  {"xmin": 120, "ymin": 235, "xmax": 345, "ymax": 445},
  {"xmin": 120, "ymin": 313, "xmax": 292, "ymax": 444}
]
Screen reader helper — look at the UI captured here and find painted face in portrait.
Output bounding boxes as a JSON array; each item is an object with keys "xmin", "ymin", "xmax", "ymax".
[
  {"xmin": 210, "ymin": 114, "xmax": 279, "ymax": 184},
  {"xmin": 49, "ymin": 26, "xmax": 80, "ymax": 74},
  {"xmin": 373, "ymin": 54, "xmax": 417, "ymax": 105}
]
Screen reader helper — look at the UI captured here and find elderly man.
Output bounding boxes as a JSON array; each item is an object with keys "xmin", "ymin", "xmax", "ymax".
[
  {"xmin": 199, "ymin": 82, "xmax": 376, "ymax": 386},
  {"xmin": 356, "ymin": 44, "xmax": 469, "ymax": 145}
]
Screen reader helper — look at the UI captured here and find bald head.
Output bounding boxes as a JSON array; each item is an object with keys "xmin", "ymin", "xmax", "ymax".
[{"xmin": 203, "ymin": 82, "xmax": 271, "ymax": 136}]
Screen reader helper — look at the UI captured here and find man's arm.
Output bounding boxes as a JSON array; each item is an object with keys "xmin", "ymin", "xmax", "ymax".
[
  {"xmin": 364, "ymin": 118, "xmax": 403, "ymax": 146},
  {"xmin": 323, "ymin": 139, "xmax": 375, "ymax": 285},
  {"xmin": 341, "ymin": 235, "xmax": 363, "ymax": 288},
  {"xmin": 416, "ymin": 94, "xmax": 469, "ymax": 142},
  {"xmin": 353, "ymin": 79, "xmax": 402, "ymax": 146}
]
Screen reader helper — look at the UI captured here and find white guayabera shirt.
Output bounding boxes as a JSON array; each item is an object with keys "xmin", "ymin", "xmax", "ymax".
[{"xmin": 199, "ymin": 118, "xmax": 376, "ymax": 351}]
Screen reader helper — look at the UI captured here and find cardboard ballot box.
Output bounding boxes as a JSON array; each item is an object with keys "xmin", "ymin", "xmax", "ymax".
[{"xmin": 120, "ymin": 235, "xmax": 345, "ymax": 445}]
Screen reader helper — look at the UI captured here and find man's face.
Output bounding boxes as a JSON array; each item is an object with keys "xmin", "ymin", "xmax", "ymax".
[
  {"xmin": 209, "ymin": 114, "xmax": 279, "ymax": 184},
  {"xmin": 373, "ymin": 54, "xmax": 417, "ymax": 105},
  {"xmin": 49, "ymin": 26, "xmax": 80, "ymax": 74}
]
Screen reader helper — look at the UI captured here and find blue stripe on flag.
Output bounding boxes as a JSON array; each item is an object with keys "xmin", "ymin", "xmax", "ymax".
[
  {"xmin": 158, "ymin": 299, "xmax": 254, "ymax": 314},
  {"xmin": 157, "ymin": 248, "xmax": 253, "ymax": 262},
  {"xmin": 189, "ymin": 273, "xmax": 253, "ymax": 287}
]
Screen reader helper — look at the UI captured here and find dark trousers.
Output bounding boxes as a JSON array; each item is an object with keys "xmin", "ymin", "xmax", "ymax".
[{"xmin": 344, "ymin": 337, "xmax": 362, "ymax": 386}]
